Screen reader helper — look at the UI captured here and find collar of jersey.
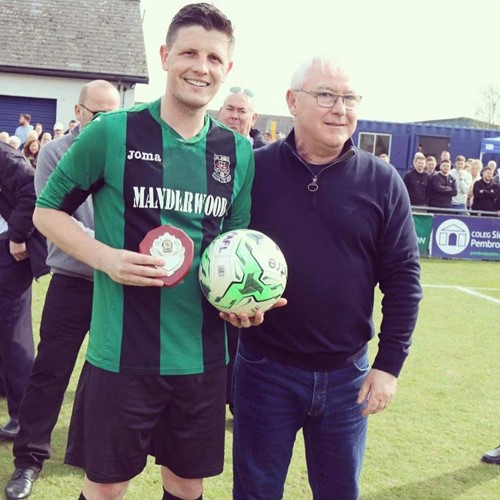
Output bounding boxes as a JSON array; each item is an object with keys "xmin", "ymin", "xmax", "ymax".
[{"xmin": 150, "ymin": 98, "xmax": 210, "ymax": 144}]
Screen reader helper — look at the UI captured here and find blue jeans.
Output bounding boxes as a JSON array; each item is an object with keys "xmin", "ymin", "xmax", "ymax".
[{"xmin": 232, "ymin": 342, "xmax": 369, "ymax": 500}]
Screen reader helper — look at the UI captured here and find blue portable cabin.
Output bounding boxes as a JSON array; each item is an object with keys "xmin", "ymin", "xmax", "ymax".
[
  {"xmin": 480, "ymin": 135, "xmax": 500, "ymax": 164},
  {"xmin": 250, "ymin": 113, "xmax": 500, "ymax": 174},
  {"xmin": 352, "ymin": 119, "xmax": 500, "ymax": 175}
]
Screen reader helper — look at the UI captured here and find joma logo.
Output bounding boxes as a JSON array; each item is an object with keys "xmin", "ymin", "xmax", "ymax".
[{"xmin": 127, "ymin": 150, "xmax": 162, "ymax": 162}]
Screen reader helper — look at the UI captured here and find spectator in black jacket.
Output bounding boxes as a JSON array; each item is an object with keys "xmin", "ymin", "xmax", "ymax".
[
  {"xmin": 249, "ymin": 127, "xmax": 266, "ymax": 149},
  {"xmin": 428, "ymin": 159, "xmax": 457, "ymax": 212},
  {"xmin": 425, "ymin": 156, "xmax": 437, "ymax": 175},
  {"xmin": 0, "ymin": 142, "xmax": 49, "ymax": 441},
  {"xmin": 403, "ymin": 152, "xmax": 429, "ymax": 207},
  {"xmin": 471, "ymin": 165, "xmax": 500, "ymax": 215}
]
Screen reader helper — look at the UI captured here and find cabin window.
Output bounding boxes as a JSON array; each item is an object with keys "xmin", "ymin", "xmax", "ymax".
[{"xmin": 358, "ymin": 133, "xmax": 391, "ymax": 157}]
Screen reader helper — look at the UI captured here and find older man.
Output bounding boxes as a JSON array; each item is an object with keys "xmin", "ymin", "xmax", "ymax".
[
  {"xmin": 232, "ymin": 56, "xmax": 422, "ymax": 500},
  {"xmin": 218, "ymin": 88, "xmax": 266, "ymax": 148},
  {"xmin": 217, "ymin": 86, "xmax": 267, "ymax": 412}
]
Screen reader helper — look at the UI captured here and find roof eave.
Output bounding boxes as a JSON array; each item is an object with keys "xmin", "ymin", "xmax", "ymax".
[{"xmin": 0, "ymin": 65, "xmax": 149, "ymax": 85}]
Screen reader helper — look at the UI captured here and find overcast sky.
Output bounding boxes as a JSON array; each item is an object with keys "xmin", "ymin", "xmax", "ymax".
[{"xmin": 136, "ymin": 0, "xmax": 500, "ymax": 123}]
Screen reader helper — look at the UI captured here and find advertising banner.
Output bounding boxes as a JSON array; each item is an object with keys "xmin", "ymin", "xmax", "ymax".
[
  {"xmin": 431, "ymin": 215, "xmax": 500, "ymax": 261},
  {"xmin": 412, "ymin": 214, "xmax": 433, "ymax": 256}
]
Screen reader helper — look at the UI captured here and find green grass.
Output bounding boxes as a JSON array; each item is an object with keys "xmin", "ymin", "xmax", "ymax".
[{"xmin": 1, "ymin": 259, "xmax": 499, "ymax": 499}]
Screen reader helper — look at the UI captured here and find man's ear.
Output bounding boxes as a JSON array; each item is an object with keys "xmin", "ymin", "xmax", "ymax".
[
  {"xmin": 286, "ymin": 89, "xmax": 297, "ymax": 116},
  {"xmin": 74, "ymin": 104, "xmax": 83, "ymax": 123},
  {"xmin": 160, "ymin": 45, "xmax": 169, "ymax": 71},
  {"xmin": 224, "ymin": 60, "xmax": 234, "ymax": 78}
]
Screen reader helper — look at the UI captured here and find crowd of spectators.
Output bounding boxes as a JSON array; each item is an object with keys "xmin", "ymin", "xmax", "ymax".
[
  {"xmin": 0, "ymin": 113, "xmax": 78, "ymax": 170},
  {"xmin": 402, "ymin": 150, "xmax": 500, "ymax": 216}
]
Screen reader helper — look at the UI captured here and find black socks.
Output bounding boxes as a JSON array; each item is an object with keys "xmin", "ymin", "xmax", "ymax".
[{"xmin": 162, "ymin": 488, "xmax": 202, "ymax": 500}]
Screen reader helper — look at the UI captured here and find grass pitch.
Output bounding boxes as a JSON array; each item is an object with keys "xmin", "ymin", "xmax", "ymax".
[{"xmin": 0, "ymin": 258, "xmax": 499, "ymax": 499}]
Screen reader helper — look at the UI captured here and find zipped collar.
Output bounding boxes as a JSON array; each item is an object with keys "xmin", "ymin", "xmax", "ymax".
[{"xmin": 282, "ymin": 129, "xmax": 356, "ymax": 192}]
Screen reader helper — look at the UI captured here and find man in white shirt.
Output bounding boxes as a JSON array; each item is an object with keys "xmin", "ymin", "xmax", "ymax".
[{"xmin": 450, "ymin": 155, "xmax": 472, "ymax": 212}]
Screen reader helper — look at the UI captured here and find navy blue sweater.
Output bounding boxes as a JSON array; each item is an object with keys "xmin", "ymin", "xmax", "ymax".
[{"xmin": 242, "ymin": 132, "xmax": 422, "ymax": 377}]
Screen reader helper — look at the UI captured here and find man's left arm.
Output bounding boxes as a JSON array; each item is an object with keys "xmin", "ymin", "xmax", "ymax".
[
  {"xmin": 222, "ymin": 144, "xmax": 254, "ymax": 233},
  {"xmin": 358, "ymin": 172, "xmax": 422, "ymax": 416}
]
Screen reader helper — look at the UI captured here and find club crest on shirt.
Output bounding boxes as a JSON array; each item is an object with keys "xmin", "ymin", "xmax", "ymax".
[{"xmin": 212, "ymin": 154, "xmax": 231, "ymax": 184}]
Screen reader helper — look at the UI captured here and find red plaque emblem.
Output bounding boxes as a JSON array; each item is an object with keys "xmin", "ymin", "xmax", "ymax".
[{"xmin": 139, "ymin": 225, "xmax": 194, "ymax": 287}]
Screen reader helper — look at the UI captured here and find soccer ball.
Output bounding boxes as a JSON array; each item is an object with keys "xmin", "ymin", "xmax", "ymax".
[{"xmin": 199, "ymin": 229, "xmax": 287, "ymax": 316}]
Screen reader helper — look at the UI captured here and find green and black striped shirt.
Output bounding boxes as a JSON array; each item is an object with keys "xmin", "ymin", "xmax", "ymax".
[{"xmin": 37, "ymin": 99, "xmax": 254, "ymax": 375}]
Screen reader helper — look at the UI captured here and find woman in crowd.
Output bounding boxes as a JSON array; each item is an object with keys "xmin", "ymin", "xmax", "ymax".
[
  {"xmin": 22, "ymin": 137, "xmax": 41, "ymax": 168},
  {"xmin": 34, "ymin": 122, "xmax": 44, "ymax": 139}
]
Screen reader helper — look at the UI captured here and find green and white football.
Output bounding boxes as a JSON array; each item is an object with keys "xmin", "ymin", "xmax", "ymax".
[{"xmin": 199, "ymin": 229, "xmax": 287, "ymax": 316}]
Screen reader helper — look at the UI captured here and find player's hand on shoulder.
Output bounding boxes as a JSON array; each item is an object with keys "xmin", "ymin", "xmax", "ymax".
[
  {"xmin": 220, "ymin": 298, "xmax": 287, "ymax": 328},
  {"xmin": 98, "ymin": 247, "xmax": 168, "ymax": 287}
]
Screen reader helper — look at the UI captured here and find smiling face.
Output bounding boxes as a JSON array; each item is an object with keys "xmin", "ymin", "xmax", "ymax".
[
  {"xmin": 28, "ymin": 140, "xmax": 39, "ymax": 155},
  {"xmin": 160, "ymin": 26, "xmax": 233, "ymax": 114},
  {"xmin": 287, "ymin": 61, "xmax": 358, "ymax": 162}
]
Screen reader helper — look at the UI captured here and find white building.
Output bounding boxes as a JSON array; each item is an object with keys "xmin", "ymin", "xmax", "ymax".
[{"xmin": 0, "ymin": 0, "xmax": 148, "ymax": 135}]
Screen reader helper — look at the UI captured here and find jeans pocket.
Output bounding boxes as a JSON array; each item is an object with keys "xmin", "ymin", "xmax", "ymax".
[
  {"xmin": 353, "ymin": 353, "xmax": 370, "ymax": 373},
  {"xmin": 237, "ymin": 344, "xmax": 268, "ymax": 365}
]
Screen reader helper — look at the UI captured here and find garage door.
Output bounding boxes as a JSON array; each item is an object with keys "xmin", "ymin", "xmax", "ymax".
[{"xmin": 0, "ymin": 95, "xmax": 57, "ymax": 136}]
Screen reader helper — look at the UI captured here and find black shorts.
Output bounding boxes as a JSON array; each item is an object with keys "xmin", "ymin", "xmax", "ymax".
[{"xmin": 65, "ymin": 362, "xmax": 226, "ymax": 483}]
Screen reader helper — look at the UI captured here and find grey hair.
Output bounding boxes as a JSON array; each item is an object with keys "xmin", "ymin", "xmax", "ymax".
[{"xmin": 290, "ymin": 56, "xmax": 354, "ymax": 90}]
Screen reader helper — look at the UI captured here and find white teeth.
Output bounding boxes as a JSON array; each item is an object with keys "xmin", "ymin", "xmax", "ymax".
[{"xmin": 186, "ymin": 79, "xmax": 208, "ymax": 87}]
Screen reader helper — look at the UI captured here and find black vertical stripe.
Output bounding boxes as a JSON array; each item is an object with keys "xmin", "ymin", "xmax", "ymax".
[
  {"xmin": 201, "ymin": 120, "xmax": 238, "ymax": 369},
  {"xmin": 120, "ymin": 109, "xmax": 163, "ymax": 373}
]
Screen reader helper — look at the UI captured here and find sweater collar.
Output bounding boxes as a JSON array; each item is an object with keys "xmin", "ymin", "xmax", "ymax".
[{"xmin": 283, "ymin": 129, "xmax": 355, "ymax": 167}]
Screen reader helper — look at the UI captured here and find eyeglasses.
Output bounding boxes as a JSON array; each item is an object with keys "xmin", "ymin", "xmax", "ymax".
[
  {"xmin": 293, "ymin": 89, "xmax": 362, "ymax": 110},
  {"xmin": 79, "ymin": 103, "xmax": 107, "ymax": 116},
  {"xmin": 230, "ymin": 87, "xmax": 255, "ymax": 97}
]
